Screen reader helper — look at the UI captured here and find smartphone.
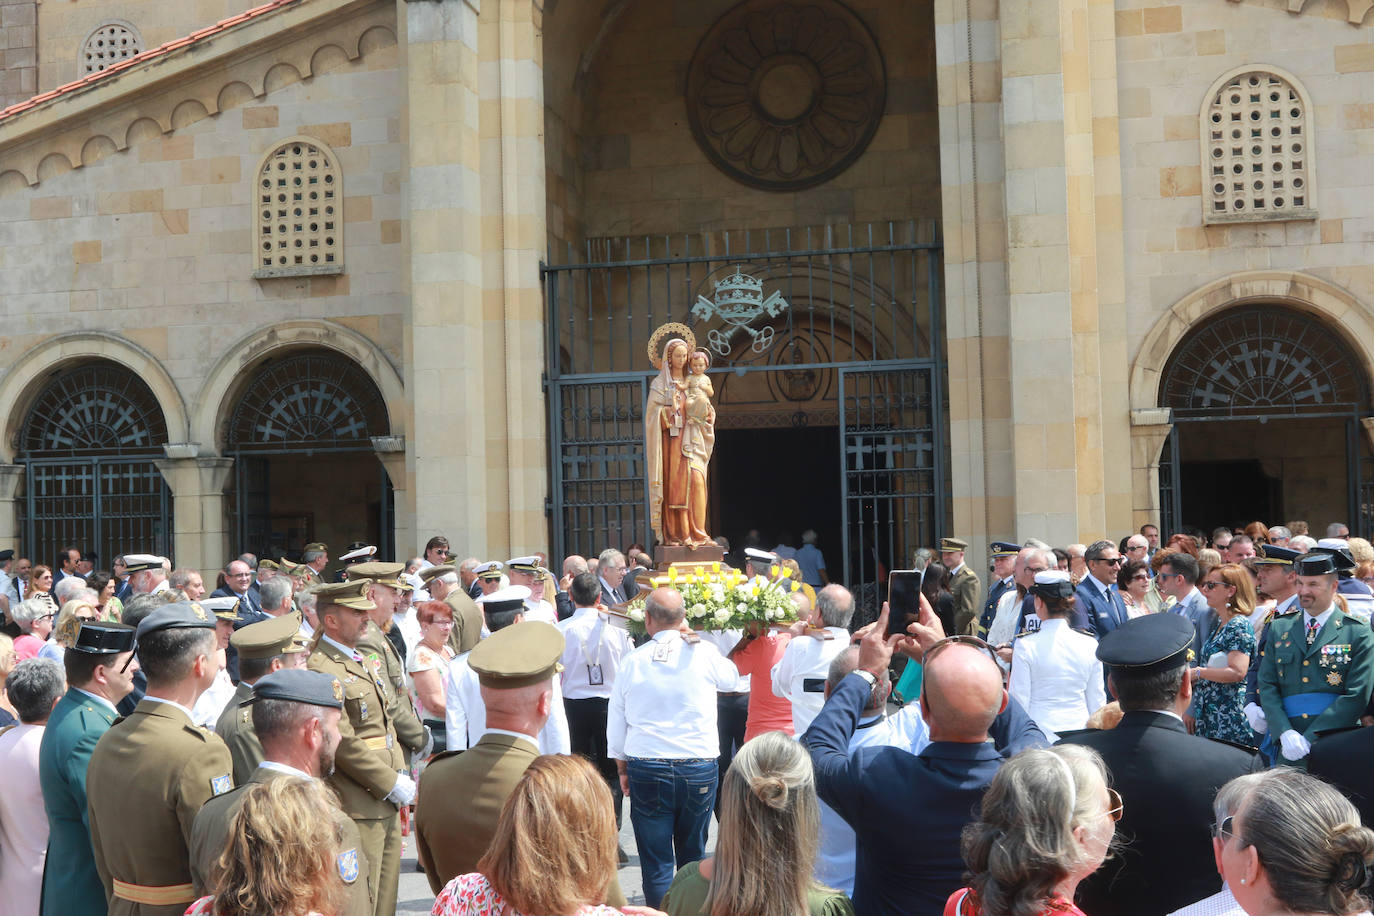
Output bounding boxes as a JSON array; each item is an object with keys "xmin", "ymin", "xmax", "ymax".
[{"xmin": 887, "ymin": 570, "xmax": 922, "ymax": 637}]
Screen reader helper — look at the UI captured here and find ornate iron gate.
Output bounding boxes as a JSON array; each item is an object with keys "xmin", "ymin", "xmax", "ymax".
[
  {"xmin": 543, "ymin": 222, "xmax": 947, "ymax": 604},
  {"xmin": 17, "ymin": 361, "xmax": 172, "ymax": 564}
]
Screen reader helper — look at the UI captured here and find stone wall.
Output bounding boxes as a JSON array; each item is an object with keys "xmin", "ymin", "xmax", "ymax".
[{"xmin": 0, "ymin": 0, "xmax": 35, "ymax": 109}]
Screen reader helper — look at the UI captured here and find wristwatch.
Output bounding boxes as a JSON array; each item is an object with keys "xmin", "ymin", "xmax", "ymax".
[{"xmin": 852, "ymin": 669, "xmax": 878, "ymax": 687}]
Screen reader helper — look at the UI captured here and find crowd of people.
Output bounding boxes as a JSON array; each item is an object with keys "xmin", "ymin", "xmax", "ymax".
[{"xmin": 1, "ymin": 520, "xmax": 1374, "ymax": 916}]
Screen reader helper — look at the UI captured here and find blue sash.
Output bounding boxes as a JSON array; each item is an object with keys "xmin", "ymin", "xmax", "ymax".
[{"xmin": 1258, "ymin": 693, "xmax": 1339, "ymax": 765}]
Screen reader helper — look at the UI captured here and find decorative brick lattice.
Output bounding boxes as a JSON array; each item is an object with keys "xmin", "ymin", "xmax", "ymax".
[
  {"xmin": 1204, "ymin": 71, "xmax": 1315, "ymax": 224},
  {"xmin": 255, "ymin": 139, "xmax": 341, "ymax": 277},
  {"xmin": 82, "ymin": 23, "xmax": 142, "ymax": 75}
]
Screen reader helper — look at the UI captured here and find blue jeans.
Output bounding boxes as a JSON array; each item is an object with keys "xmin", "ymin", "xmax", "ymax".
[{"xmin": 627, "ymin": 757, "xmax": 718, "ymax": 907}]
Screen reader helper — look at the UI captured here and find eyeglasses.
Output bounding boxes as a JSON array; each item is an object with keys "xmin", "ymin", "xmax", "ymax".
[
  {"xmin": 35, "ymin": 613, "xmax": 55, "ymax": 622},
  {"xmin": 1130, "ymin": 573, "xmax": 1149, "ymax": 582},
  {"xmin": 1106, "ymin": 788, "xmax": 1125, "ymax": 822},
  {"xmin": 1094, "ymin": 557, "xmax": 1124, "ymax": 566},
  {"xmin": 229, "ymin": 572, "xmax": 253, "ymax": 578},
  {"xmin": 1212, "ymin": 814, "xmax": 1236, "ymax": 841},
  {"xmin": 1200, "ymin": 581, "xmax": 1226, "ymax": 591}
]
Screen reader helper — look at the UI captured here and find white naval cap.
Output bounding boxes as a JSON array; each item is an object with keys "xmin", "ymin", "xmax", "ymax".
[
  {"xmin": 339, "ymin": 544, "xmax": 377, "ymax": 563},
  {"xmin": 476, "ymin": 585, "xmax": 531, "ymax": 615}
]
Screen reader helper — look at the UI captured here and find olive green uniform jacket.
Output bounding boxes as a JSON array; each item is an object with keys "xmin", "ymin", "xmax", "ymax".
[
  {"xmin": 212, "ymin": 681, "xmax": 262, "ymax": 784},
  {"xmin": 951, "ymin": 564, "xmax": 982, "ymax": 635},
  {"xmin": 188, "ymin": 765, "xmax": 373, "ymax": 916},
  {"xmin": 86, "ymin": 699, "xmax": 234, "ymax": 916},
  {"xmin": 357, "ymin": 620, "xmax": 427, "ymax": 758}
]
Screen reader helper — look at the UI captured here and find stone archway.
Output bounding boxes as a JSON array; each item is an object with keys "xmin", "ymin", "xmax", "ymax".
[{"xmin": 1128, "ymin": 271, "xmax": 1374, "ymax": 529}]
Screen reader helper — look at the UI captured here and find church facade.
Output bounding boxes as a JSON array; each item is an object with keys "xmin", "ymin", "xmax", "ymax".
[{"xmin": 2, "ymin": 0, "xmax": 1373, "ymax": 594}]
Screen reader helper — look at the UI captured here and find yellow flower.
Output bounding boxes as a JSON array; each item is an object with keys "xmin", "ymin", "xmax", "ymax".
[
  {"xmin": 668, "ymin": 567, "xmax": 679, "ymax": 583},
  {"xmin": 790, "ymin": 580, "xmax": 801, "ymax": 592},
  {"xmin": 779, "ymin": 566, "xmax": 792, "ymax": 578},
  {"xmin": 712, "ymin": 562, "xmax": 721, "ymax": 575}
]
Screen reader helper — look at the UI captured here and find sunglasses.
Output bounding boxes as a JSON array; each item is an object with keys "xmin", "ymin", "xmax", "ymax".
[
  {"xmin": 1095, "ymin": 557, "xmax": 1124, "ymax": 566},
  {"xmin": 1200, "ymin": 581, "xmax": 1228, "ymax": 591},
  {"xmin": 1107, "ymin": 788, "xmax": 1125, "ymax": 822},
  {"xmin": 924, "ymin": 634, "xmax": 1000, "ymax": 665},
  {"xmin": 1213, "ymin": 814, "xmax": 1236, "ymax": 841}
]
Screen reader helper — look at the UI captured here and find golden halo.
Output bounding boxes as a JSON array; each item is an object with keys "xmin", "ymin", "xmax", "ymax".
[{"xmin": 648, "ymin": 323, "xmax": 697, "ymax": 369}]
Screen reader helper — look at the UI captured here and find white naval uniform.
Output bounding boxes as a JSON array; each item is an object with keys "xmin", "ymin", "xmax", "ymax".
[{"xmin": 1007, "ymin": 617, "xmax": 1105, "ymax": 742}]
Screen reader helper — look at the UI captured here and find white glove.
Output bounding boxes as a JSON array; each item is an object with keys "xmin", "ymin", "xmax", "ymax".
[
  {"xmin": 1244, "ymin": 702, "xmax": 1268, "ymax": 734},
  {"xmin": 419, "ymin": 725, "xmax": 435, "ymax": 759},
  {"xmin": 1279, "ymin": 729, "xmax": 1311, "ymax": 761},
  {"xmin": 386, "ymin": 771, "xmax": 417, "ymax": 807}
]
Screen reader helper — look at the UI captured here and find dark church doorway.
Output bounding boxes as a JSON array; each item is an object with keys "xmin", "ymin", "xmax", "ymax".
[{"xmin": 712, "ymin": 425, "xmax": 843, "ymax": 568}]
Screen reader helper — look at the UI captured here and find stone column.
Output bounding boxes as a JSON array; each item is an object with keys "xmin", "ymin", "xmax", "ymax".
[
  {"xmin": 1129, "ymin": 408, "xmax": 1173, "ymax": 530},
  {"xmin": 997, "ymin": 0, "xmax": 1130, "ymax": 544},
  {"xmin": 154, "ymin": 446, "xmax": 233, "ymax": 580},
  {"xmin": 402, "ymin": 0, "xmax": 488, "ymax": 558},
  {"xmin": 372, "ymin": 436, "xmax": 411, "ymax": 561},
  {"xmin": 0, "ymin": 464, "xmax": 24, "ymax": 548}
]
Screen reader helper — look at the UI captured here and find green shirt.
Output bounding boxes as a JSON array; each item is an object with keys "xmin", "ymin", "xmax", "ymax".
[{"xmin": 662, "ymin": 860, "xmax": 853, "ymax": 916}]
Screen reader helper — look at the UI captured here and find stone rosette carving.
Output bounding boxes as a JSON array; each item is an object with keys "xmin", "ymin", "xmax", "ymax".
[{"xmin": 686, "ymin": 0, "xmax": 886, "ymax": 192}]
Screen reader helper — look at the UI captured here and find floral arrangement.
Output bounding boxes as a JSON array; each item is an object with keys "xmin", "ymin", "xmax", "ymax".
[{"xmin": 622, "ymin": 562, "xmax": 804, "ymax": 637}]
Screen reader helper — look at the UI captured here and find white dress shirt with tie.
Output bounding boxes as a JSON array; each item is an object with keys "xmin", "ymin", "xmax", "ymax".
[
  {"xmin": 557, "ymin": 606, "xmax": 634, "ymax": 700},
  {"xmin": 608, "ymin": 629, "xmax": 738, "ymax": 760},
  {"xmin": 770, "ymin": 627, "xmax": 853, "ymax": 734}
]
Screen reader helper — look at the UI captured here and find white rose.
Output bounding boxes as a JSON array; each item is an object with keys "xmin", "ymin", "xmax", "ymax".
[
  {"xmin": 690, "ymin": 603, "xmax": 708, "ymax": 619},
  {"xmin": 711, "ymin": 585, "xmax": 725, "ymax": 602},
  {"xmin": 736, "ymin": 602, "xmax": 748, "ymax": 614},
  {"xmin": 629, "ymin": 608, "xmax": 644, "ymax": 622},
  {"xmin": 713, "ymin": 608, "xmax": 731, "ymax": 623},
  {"xmin": 735, "ymin": 585, "xmax": 752, "ymax": 599}
]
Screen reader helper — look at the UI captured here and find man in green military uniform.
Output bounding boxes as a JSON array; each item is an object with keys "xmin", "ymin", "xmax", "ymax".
[
  {"xmin": 941, "ymin": 537, "xmax": 983, "ymax": 635},
  {"xmin": 307, "ymin": 579, "xmax": 412, "ymax": 916},
  {"xmin": 348, "ymin": 561, "xmax": 431, "ymax": 761},
  {"xmin": 421, "ymin": 564, "xmax": 485, "ymax": 655},
  {"xmin": 190, "ymin": 668, "xmax": 372, "ymax": 916},
  {"xmin": 215, "ymin": 612, "xmax": 310, "ymax": 782},
  {"xmin": 39, "ymin": 620, "xmax": 140, "ymax": 916},
  {"xmin": 1258, "ymin": 549, "xmax": 1374, "ymax": 768},
  {"xmin": 87, "ymin": 602, "xmax": 235, "ymax": 915}
]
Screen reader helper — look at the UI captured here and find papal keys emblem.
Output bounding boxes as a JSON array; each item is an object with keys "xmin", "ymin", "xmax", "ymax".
[{"xmin": 691, "ymin": 267, "xmax": 790, "ymax": 357}]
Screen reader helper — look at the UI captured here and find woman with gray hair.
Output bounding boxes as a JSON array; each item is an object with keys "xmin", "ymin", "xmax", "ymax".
[
  {"xmin": 661, "ymin": 730, "xmax": 853, "ymax": 916},
  {"xmin": 1222, "ymin": 769, "xmax": 1374, "ymax": 916},
  {"xmin": 10, "ymin": 595, "xmax": 57, "ymax": 661},
  {"xmin": 948, "ymin": 745, "xmax": 1119, "ymax": 916},
  {"xmin": 0, "ymin": 657, "xmax": 66, "ymax": 913}
]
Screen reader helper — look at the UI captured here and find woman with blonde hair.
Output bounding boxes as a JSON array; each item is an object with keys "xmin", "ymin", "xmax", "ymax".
[
  {"xmin": 1191, "ymin": 563, "xmax": 1259, "ymax": 748},
  {"xmin": 948, "ymin": 745, "xmax": 1119, "ymax": 916},
  {"xmin": 661, "ymin": 731, "xmax": 852, "ymax": 916},
  {"xmin": 1222, "ymin": 769, "xmax": 1374, "ymax": 916},
  {"xmin": 37, "ymin": 599, "xmax": 99, "ymax": 663},
  {"xmin": 432, "ymin": 754, "xmax": 644, "ymax": 916},
  {"xmin": 185, "ymin": 778, "xmax": 347, "ymax": 916}
]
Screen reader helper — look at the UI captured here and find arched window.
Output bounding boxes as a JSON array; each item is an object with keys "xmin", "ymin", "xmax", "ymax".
[
  {"xmin": 227, "ymin": 350, "xmax": 387, "ymax": 451},
  {"xmin": 17, "ymin": 361, "xmax": 172, "ymax": 565},
  {"xmin": 81, "ymin": 22, "xmax": 143, "ymax": 75},
  {"xmin": 1201, "ymin": 68, "xmax": 1316, "ymax": 224},
  {"xmin": 1160, "ymin": 306, "xmax": 1365, "ymax": 418},
  {"xmin": 252, "ymin": 137, "xmax": 343, "ymax": 278}
]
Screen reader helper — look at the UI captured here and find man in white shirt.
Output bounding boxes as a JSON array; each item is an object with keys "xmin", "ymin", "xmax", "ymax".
[
  {"xmin": 445, "ymin": 586, "xmax": 570, "ymax": 754},
  {"xmin": 771, "ymin": 584, "xmax": 855, "ymax": 734},
  {"xmin": 558, "ymin": 572, "xmax": 634, "ymax": 837},
  {"xmin": 608, "ymin": 587, "xmax": 739, "ymax": 907}
]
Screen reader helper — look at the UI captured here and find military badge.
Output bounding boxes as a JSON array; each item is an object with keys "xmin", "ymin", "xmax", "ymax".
[
  {"xmin": 359, "ymin": 700, "xmax": 369, "ymax": 720},
  {"xmin": 192, "ymin": 604, "xmax": 208, "ymax": 621},
  {"xmin": 211, "ymin": 774, "xmax": 233, "ymax": 795},
  {"xmin": 332, "ymin": 678, "xmax": 344, "ymax": 702},
  {"xmin": 337, "ymin": 848, "xmax": 359, "ymax": 883},
  {"xmin": 1328, "ymin": 670, "xmax": 1343, "ymax": 686}
]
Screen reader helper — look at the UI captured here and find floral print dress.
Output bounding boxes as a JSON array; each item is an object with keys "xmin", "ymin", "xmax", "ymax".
[{"xmin": 1193, "ymin": 615, "xmax": 1258, "ymax": 748}]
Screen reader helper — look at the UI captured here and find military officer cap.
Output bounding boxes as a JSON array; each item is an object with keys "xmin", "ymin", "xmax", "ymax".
[
  {"xmin": 246, "ymin": 668, "xmax": 344, "ymax": 710},
  {"xmin": 1096, "ymin": 612, "xmax": 1194, "ymax": 674},
  {"xmin": 506, "ymin": 556, "xmax": 542, "ymax": 574},
  {"xmin": 231, "ymin": 612, "xmax": 309, "ymax": 659},
  {"xmin": 339, "ymin": 543, "xmax": 376, "ymax": 563},
  {"xmin": 474, "ymin": 561, "xmax": 504, "ymax": 581},
  {"xmin": 258, "ymin": 559, "xmax": 280, "ymax": 573},
  {"xmin": 348, "ymin": 561, "xmax": 413, "ymax": 591},
  {"xmin": 1029, "ymin": 569, "xmax": 1074, "ymax": 600},
  {"xmin": 312, "ymin": 579, "xmax": 376, "ymax": 612},
  {"xmin": 1318, "ymin": 537, "xmax": 1351, "ymax": 551},
  {"xmin": 201, "ymin": 595, "xmax": 246, "ymax": 624},
  {"xmin": 939, "ymin": 537, "xmax": 969, "ymax": 552},
  {"xmin": 71, "ymin": 620, "xmax": 136, "ymax": 655},
  {"xmin": 475, "ymin": 585, "xmax": 531, "ymax": 616},
  {"xmin": 420, "ymin": 564, "xmax": 456, "ymax": 584},
  {"xmin": 136, "ymin": 601, "xmax": 217, "ymax": 639},
  {"xmin": 123, "ymin": 554, "xmax": 168, "ymax": 574},
  {"xmin": 989, "ymin": 541, "xmax": 1020, "ymax": 558},
  {"xmin": 279, "ymin": 558, "xmax": 302, "ymax": 575},
  {"xmin": 1296, "ymin": 549, "xmax": 1354, "ymax": 577},
  {"xmin": 303, "ymin": 542, "xmax": 328, "ymax": 553},
  {"xmin": 1255, "ymin": 544, "xmax": 1302, "ymax": 566},
  {"xmin": 467, "ymin": 621, "xmax": 565, "ymax": 689},
  {"xmin": 0, "ymin": 549, "xmax": 12, "ymax": 562},
  {"xmin": 744, "ymin": 547, "xmax": 777, "ymax": 564}
]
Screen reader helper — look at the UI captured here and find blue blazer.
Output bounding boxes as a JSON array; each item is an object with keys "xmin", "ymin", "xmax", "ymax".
[
  {"xmin": 1076, "ymin": 577, "xmax": 1128, "ymax": 638},
  {"xmin": 802, "ymin": 675, "xmax": 1043, "ymax": 916}
]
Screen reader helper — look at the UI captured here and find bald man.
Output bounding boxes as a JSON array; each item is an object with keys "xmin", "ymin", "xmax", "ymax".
[{"xmin": 802, "ymin": 600, "xmax": 1044, "ymax": 916}]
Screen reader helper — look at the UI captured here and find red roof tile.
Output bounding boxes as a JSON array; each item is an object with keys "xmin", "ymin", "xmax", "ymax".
[{"xmin": 0, "ymin": 0, "xmax": 299, "ymax": 123}]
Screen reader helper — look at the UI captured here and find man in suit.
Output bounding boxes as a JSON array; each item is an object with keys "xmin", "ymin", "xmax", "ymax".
[
  {"xmin": 1057, "ymin": 613, "xmax": 1262, "ymax": 916},
  {"xmin": 1257, "ymin": 549, "xmax": 1374, "ymax": 768},
  {"xmin": 1156, "ymin": 551, "xmax": 1213, "ymax": 659},
  {"xmin": 214, "ymin": 612, "xmax": 311, "ymax": 782},
  {"xmin": 975, "ymin": 542, "xmax": 1019, "ymax": 638},
  {"xmin": 941, "ymin": 537, "xmax": 982, "ymax": 635},
  {"xmin": 308, "ymin": 579, "xmax": 415, "ymax": 916},
  {"xmin": 597, "ymin": 549, "xmax": 630, "ymax": 606},
  {"xmin": 415, "ymin": 620, "xmax": 626, "ymax": 905},
  {"xmin": 802, "ymin": 601, "xmax": 1011, "ymax": 916},
  {"xmin": 189, "ymin": 668, "xmax": 372, "ymax": 916},
  {"xmin": 38, "ymin": 621, "xmax": 139, "ymax": 916},
  {"xmin": 1076, "ymin": 539, "xmax": 1128, "ymax": 638},
  {"xmin": 86, "ymin": 603, "xmax": 235, "ymax": 916}
]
